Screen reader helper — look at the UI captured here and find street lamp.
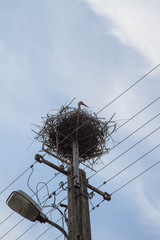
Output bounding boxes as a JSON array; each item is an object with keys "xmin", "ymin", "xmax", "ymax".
[{"xmin": 6, "ymin": 190, "xmax": 69, "ymax": 239}]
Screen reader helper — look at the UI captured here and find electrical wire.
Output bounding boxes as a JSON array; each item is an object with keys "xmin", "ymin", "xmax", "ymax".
[
  {"xmin": 0, "ymin": 162, "xmax": 64, "ymax": 229},
  {"xmin": 27, "ymin": 165, "xmax": 41, "ymax": 206},
  {"xmin": 14, "ymin": 197, "xmax": 68, "ymax": 240},
  {"xmin": 35, "ymin": 69, "xmax": 160, "ymax": 171},
  {"xmin": 116, "ymin": 97, "xmax": 160, "ymax": 131},
  {"xmin": 0, "ymin": 185, "xmax": 67, "ymax": 240},
  {"xmin": 0, "ymin": 218, "xmax": 24, "ymax": 239},
  {"xmin": 0, "ymin": 165, "xmax": 65, "ymax": 228},
  {"xmin": 79, "ymin": 98, "xmax": 159, "ymax": 172},
  {"xmin": 111, "ymin": 158, "xmax": 160, "ymax": 195},
  {"xmin": 0, "ymin": 164, "xmax": 39, "ymax": 227},
  {"xmin": 80, "ymin": 104, "xmax": 160, "ymax": 162},
  {"xmin": 4, "ymin": 112, "xmax": 158, "ymax": 236},
  {"xmin": 17, "ymin": 217, "xmax": 62, "ymax": 240},
  {"xmin": 15, "ymin": 222, "xmax": 37, "ymax": 240},
  {"xmin": 0, "ymin": 161, "xmax": 37, "ymax": 195},
  {"xmin": 97, "ymin": 64, "xmax": 160, "ymax": 114},
  {"xmin": 36, "ymin": 146, "xmax": 160, "ymax": 236},
  {"xmin": 111, "ymin": 113, "xmax": 159, "ymax": 151},
  {"xmin": 90, "ymin": 154, "xmax": 160, "ymax": 212},
  {"xmin": 1, "ymin": 97, "xmax": 158, "ymax": 203},
  {"xmin": 40, "ymin": 179, "xmax": 69, "ymax": 207},
  {"xmin": 53, "ymin": 230, "xmax": 68, "ymax": 240},
  {"xmin": 98, "ymin": 144, "xmax": 160, "ymax": 189},
  {"xmin": 90, "ymin": 199, "xmax": 105, "ymax": 212},
  {"xmin": 54, "ymin": 234, "xmax": 63, "ymax": 240},
  {"xmin": 90, "ymin": 144, "xmax": 160, "ymax": 212},
  {"xmin": 1, "ymin": 121, "xmax": 159, "ymax": 236},
  {"xmin": 34, "ymin": 226, "xmax": 52, "ymax": 240},
  {"xmin": 0, "ymin": 213, "xmax": 14, "ymax": 226},
  {"xmin": 88, "ymin": 126, "xmax": 160, "ymax": 180},
  {"xmin": 1, "ymin": 66, "xmax": 160, "ymax": 239},
  {"xmin": 0, "ymin": 164, "xmax": 67, "ymax": 240},
  {"xmin": 57, "ymin": 64, "xmax": 160, "ymax": 147},
  {"xmin": 54, "ymin": 233, "xmax": 63, "ymax": 240}
]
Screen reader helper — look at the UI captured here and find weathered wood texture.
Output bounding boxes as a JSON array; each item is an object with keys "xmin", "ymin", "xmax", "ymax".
[{"xmin": 68, "ymin": 167, "xmax": 91, "ymax": 240}]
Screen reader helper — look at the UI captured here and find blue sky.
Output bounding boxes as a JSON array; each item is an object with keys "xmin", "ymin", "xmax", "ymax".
[{"xmin": 0, "ymin": 0, "xmax": 160, "ymax": 239}]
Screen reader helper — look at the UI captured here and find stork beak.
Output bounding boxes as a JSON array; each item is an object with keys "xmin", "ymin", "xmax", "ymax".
[{"xmin": 82, "ymin": 102, "xmax": 89, "ymax": 108}]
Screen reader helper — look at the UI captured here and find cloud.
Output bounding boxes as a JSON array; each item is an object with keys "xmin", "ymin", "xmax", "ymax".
[
  {"xmin": 133, "ymin": 182, "xmax": 160, "ymax": 236},
  {"xmin": 84, "ymin": 0, "xmax": 160, "ymax": 64}
]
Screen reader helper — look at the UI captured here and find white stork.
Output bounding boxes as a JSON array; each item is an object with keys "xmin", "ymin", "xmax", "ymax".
[{"xmin": 78, "ymin": 101, "xmax": 89, "ymax": 109}]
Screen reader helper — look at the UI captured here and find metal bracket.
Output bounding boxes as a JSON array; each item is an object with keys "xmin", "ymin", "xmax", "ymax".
[{"xmin": 72, "ymin": 141, "xmax": 80, "ymax": 187}]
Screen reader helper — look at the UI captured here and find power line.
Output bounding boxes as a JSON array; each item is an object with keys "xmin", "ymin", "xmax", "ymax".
[
  {"xmin": 116, "ymin": 97, "xmax": 160, "ymax": 132},
  {"xmin": 90, "ymin": 198, "xmax": 105, "ymax": 213},
  {"xmin": 88, "ymin": 126, "xmax": 160, "ymax": 180},
  {"xmin": 98, "ymin": 144, "xmax": 160, "ymax": 188},
  {"xmin": 3, "ymin": 123, "xmax": 158, "ymax": 238},
  {"xmin": 2, "ymin": 120, "xmax": 159, "ymax": 235},
  {"xmin": 34, "ymin": 226, "xmax": 52, "ymax": 240},
  {"xmin": 38, "ymin": 116, "xmax": 160, "ymax": 215},
  {"xmin": 53, "ymin": 230, "xmax": 68, "ymax": 240},
  {"xmin": 111, "ymin": 158, "xmax": 160, "ymax": 195},
  {"xmin": 90, "ymin": 146, "xmax": 160, "ymax": 211},
  {"xmin": 0, "ymin": 160, "xmax": 65, "ymax": 229},
  {"xmin": 1, "ymin": 68, "xmax": 159, "ymax": 197},
  {"xmin": 34, "ymin": 217, "xmax": 62, "ymax": 240},
  {"xmin": 57, "ymin": 62, "xmax": 160, "ymax": 148},
  {"xmin": 17, "ymin": 217, "xmax": 62, "ymax": 240},
  {"xmin": 111, "ymin": 113, "xmax": 159, "ymax": 150},
  {"xmin": 81, "ymin": 97, "xmax": 159, "ymax": 173},
  {"xmin": 13, "ymin": 197, "xmax": 67, "ymax": 240},
  {"xmin": 79, "ymin": 96, "xmax": 160, "ymax": 161},
  {"xmin": 97, "ymin": 64, "xmax": 160, "ymax": 114},
  {"xmin": 16, "ymin": 222, "xmax": 37, "ymax": 240},
  {"xmin": 0, "ymin": 218, "xmax": 24, "ymax": 240},
  {"xmin": 0, "ymin": 168, "xmax": 63, "ymax": 227},
  {"xmin": 81, "ymin": 111, "xmax": 159, "ymax": 162},
  {"xmin": 25, "ymin": 71, "xmax": 160, "ymax": 174},
  {"xmin": 0, "ymin": 213, "xmax": 14, "ymax": 226},
  {"xmin": 1, "ymin": 65, "xmax": 160, "ymax": 239},
  {"xmin": 0, "ymin": 161, "xmax": 37, "ymax": 195},
  {"xmin": 75, "ymin": 70, "xmax": 160, "ymax": 166},
  {"xmin": 0, "ymin": 172, "xmax": 68, "ymax": 237},
  {"xmin": 0, "ymin": 99, "xmax": 158, "ymax": 200},
  {"xmin": 54, "ymin": 233, "xmax": 63, "ymax": 240},
  {"xmin": 0, "ymin": 192, "xmax": 67, "ymax": 239}
]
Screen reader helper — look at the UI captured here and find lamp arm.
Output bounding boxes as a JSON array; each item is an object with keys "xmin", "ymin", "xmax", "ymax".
[{"xmin": 45, "ymin": 218, "xmax": 69, "ymax": 239}]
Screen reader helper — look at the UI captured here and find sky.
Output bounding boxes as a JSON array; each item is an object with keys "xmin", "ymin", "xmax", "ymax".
[{"xmin": 0, "ymin": 0, "xmax": 160, "ymax": 239}]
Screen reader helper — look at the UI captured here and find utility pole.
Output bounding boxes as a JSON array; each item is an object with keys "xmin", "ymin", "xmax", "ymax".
[
  {"xmin": 67, "ymin": 142, "xmax": 91, "ymax": 240},
  {"xmin": 35, "ymin": 152, "xmax": 111, "ymax": 240},
  {"xmin": 34, "ymin": 101, "xmax": 114, "ymax": 240},
  {"xmin": 68, "ymin": 168, "xmax": 91, "ymax": 240}
]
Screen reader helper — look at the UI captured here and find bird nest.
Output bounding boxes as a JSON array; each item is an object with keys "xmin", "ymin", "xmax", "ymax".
[{"xmin": 34, "ymin": 105, "xmax": 116, "ymax": 166}]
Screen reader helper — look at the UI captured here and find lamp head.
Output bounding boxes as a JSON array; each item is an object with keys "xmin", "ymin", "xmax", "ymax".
[{"xmin": 6, "ymin": 190, "xmax": 46, "ymax": 222}]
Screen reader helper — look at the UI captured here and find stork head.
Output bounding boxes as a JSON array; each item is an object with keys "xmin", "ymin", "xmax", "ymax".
[{"xmin": 78, "ymin": 101, "xmax": 89, "ymax": 108}]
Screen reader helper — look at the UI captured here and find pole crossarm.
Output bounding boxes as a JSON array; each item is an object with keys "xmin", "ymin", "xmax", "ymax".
[
  {"xmin": 35, "ymin": 154, "xmax": 111, "ymax": 201},
  {"xmin": 35, "ymin": 154, "xmax": 68, "ymax": 175},
  {"xmin": 87, "ymin": 183, "xmax": 111, "ymax": 201}
]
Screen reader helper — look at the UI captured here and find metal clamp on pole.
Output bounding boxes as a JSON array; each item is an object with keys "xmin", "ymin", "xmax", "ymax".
[
  {"xmin": 35, "ymin": 154, "xmax": 43, "ymax": 163},
  {"xmin": 72, "ymin": 141, "xmax": 80, "ymax": 187},
  {"xmin": 103, "ymin": 192, "xmax": 111, "ymax": 201},
  {"xmin": 87, "ymin": 183, "xmax": 111, "ymax": 201}
]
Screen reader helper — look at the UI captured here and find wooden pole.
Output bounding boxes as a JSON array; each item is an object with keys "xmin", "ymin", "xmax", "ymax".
[{"xmin": 68, "ymin": 167, "xmax": 92, "ymax": 240}]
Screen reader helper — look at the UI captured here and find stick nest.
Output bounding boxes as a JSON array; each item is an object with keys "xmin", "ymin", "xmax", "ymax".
[{"xmin": 34, "ymin": 106, "xmax": 116, "ymax": 165}]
